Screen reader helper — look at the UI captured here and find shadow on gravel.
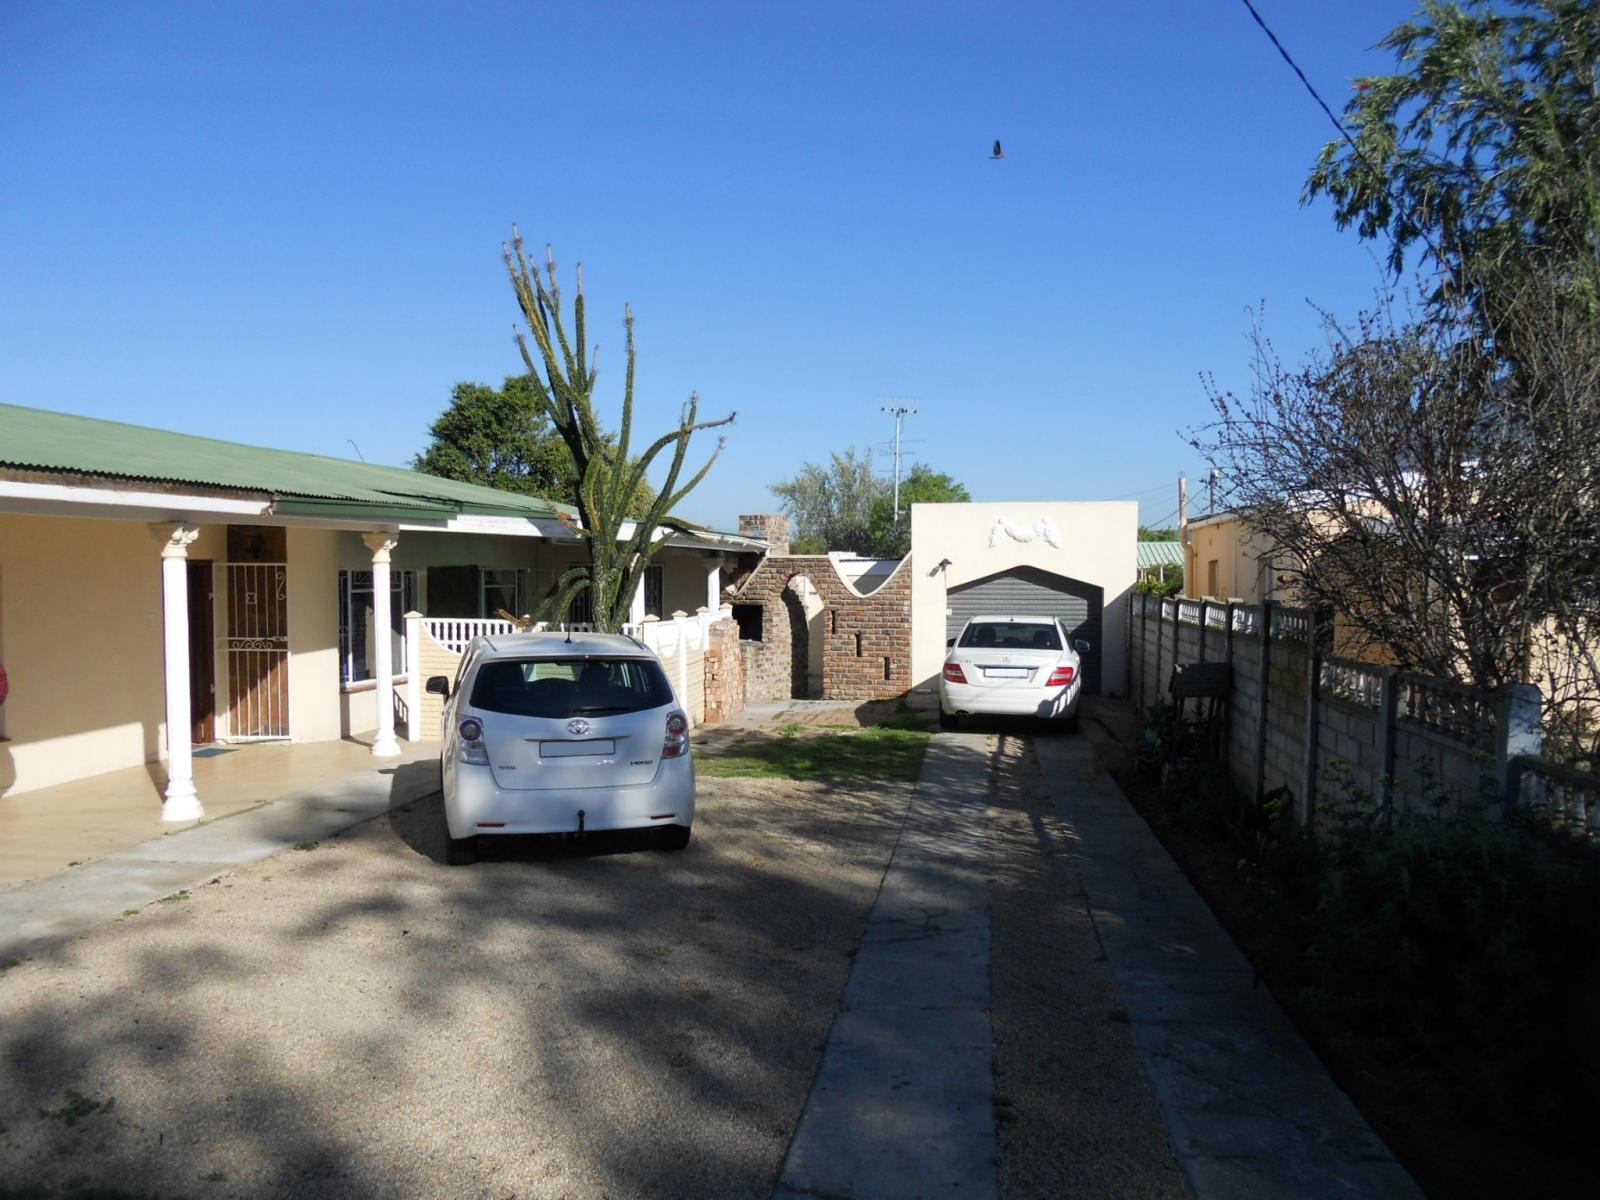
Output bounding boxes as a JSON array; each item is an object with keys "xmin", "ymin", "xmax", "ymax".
[{"xmin": 0, "ymin": 758, "xmax": 917, "ymax": 1199}]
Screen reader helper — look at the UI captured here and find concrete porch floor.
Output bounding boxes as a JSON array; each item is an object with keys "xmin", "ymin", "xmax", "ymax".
[{"xmin": 0, "ymin": 736, "xmax": 438, "ymax": 891}]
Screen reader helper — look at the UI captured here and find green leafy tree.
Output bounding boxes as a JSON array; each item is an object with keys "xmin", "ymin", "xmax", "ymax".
[
  {"xmin": 862, "ymin": 465, "xmax": 970, "ymax": 558},
  {"xmin": 1304, "ymin": 0, "xmax": 1600, "ymax": 321},
  {"xmin": 415, "ymin": 375, "xmax": 656, "ymax": 518},
  {"xmin": 1138, "ymin": 525, "xmax": 1180, "ymax": 541},
  {"xmin": 504, "ymin": 229, "xmax": 733, "ymax": 632},
  {"xmin": 413, "ymin": 376, "xmax": 571, "ymax": 497},
  {"xmin": 769, "ymin": 447, "xmax": 884, "ymax": 553}
]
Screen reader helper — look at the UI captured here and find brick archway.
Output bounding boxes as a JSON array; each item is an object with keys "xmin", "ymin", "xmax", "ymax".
[{"xmin": 730, "ymin": 557, "xmax": 912, "ymax": 702}]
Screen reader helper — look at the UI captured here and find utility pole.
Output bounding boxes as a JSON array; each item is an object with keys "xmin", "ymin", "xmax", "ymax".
[
  {"xmin": 1207, "ymin": 468, "xmax": 1220, "ymax": 514},
  {"xmin": 1178, "ymin": 472, "xmax": 1190, "ymax": 597},
  {"xmin": 881, "ymin": 404, "xmax": 917, "ymax": 521}
]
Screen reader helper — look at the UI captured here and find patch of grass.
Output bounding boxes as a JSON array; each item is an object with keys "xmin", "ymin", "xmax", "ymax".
[
  {"xmin": 203, "ymin": 1170, "xmax": 228, "ymax": 1182},
  {"xmin": 156, "ymin": 890, "xmax": 189, "ymax": 904},
  {"xmin": 696, "ymin": 724, "xmax": 930, "ymax": 781},
  {"xmin": 119, "ymin": 909, "xmax": 140, "ymax": 918},
  {"xmin": 0, "ymin": 957, "xmax": 21, "ymax": 974},
  {"xmin": 39, "ymin": 1090, "xmax": 114, "ymax": 1127},
  {"xmin": 292, "ymin": 841, "xmax": 320, "ymax": 852}
]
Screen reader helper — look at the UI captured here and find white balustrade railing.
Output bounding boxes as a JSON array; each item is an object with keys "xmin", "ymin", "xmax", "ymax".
[{"xmin": 423, "ymin": 617, "xmax": 517, "ymax": 654}]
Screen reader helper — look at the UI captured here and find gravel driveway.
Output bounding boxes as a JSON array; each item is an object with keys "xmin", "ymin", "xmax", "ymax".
[{"xmin": 0, "ymin": 765, "xmax": 913, "ymax": 1199}]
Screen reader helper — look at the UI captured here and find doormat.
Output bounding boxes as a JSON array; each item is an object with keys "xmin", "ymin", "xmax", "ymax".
[{"xmin": 192, "ymin": 747, "xmax": 238, "ymax": 759}]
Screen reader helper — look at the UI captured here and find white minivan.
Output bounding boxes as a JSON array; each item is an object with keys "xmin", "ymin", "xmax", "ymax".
[{"xmin": 428, "ymin": 631, "xmax": 695, "ymax": 864}]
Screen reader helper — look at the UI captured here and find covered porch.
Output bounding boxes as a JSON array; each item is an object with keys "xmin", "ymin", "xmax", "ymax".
[
  {"xmin": 0, "ymin": 736, "xmax": 438, "ymax": 893},
  {"xmin": 0, "ymin": 400, "xmax": 766, "ymax": 824}
]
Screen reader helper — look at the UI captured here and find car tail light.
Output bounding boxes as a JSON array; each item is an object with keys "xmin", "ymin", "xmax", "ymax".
[
  {"xmin": 1046, "ymin": 665, "xmax": 1077, "ymax": 688},
  {"xmin": 457, "ymin": 717, "xmax": 489, "ymax": 765},
  {"xmin": 662, "ymin": 711, "xmax": 690, "ymax": 759},
  {"xmin": 943, "ymin": 662, "xmax": 967, "ymax": 684}
]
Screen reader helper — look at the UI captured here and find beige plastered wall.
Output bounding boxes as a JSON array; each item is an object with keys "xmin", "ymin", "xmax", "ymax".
[
  {"xmin": 909, "ymin": 501, "xmax": 1138, "ymax": 696},
  {"xmin": 1183, "ymin": 517, "xmax": 1275, "ymax": 603},
  {"xmin": 0, "ymin": 517, "xmax": 365, "ymax": 797},
  {"xmin": 0, "ymin": 514, "xmax": 223, "ymax": 796}
]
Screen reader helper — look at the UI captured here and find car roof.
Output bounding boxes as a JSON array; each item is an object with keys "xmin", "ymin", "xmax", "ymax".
[
  {"xmin": 473, "ymin": 631, "xmax": 652, "ymax": 659},
  {"xmin": 964, "ymin": 614, "xmax": 1058, "ymax": 624}
]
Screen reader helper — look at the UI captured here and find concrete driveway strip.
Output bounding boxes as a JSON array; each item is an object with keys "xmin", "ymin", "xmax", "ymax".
[
  {"xmin": 0, "ymin": 759, "xmax": 440, "ymax": 961},
  {"xmin": 775, "ymin": 731, "xmax": 997, "ymax": 1200},
  {"xmin": 1034, "ymin": 735, "xmax": 1423, "ymax": 1200}
]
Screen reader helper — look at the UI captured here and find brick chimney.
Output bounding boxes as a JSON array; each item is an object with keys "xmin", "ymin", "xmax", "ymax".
[{"xmin": 739, "ymin": 514, "xmax": 789, "ymax": 555}]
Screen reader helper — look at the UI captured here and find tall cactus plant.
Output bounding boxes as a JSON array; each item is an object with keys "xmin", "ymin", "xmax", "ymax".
[{"xmin": 504, "ymin": 227, "xmax": 735, "ymax": 632}]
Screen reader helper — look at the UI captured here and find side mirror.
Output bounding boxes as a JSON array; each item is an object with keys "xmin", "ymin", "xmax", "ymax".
[
  {"xmin": 1074, "ymin": 639, "xmax": 1091, "ymax": 654},
  {"xmin": 425, "ymin": 676, "xmax": 451, "ymax": 697}
]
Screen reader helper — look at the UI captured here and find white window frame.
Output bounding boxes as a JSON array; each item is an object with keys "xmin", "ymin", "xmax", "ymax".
[{"xmin": 339, "ymin": 568, "xmax": 419, "ymax": 686}]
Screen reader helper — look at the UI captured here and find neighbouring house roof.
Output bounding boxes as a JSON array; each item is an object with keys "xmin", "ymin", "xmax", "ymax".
[
  {"xmin": 1136, "ymin": 541, "xmax": 1185, "ymax": 570},
  {"xmin": 0, "ymin": 401, "xmax": 573, "ymax": 521}
]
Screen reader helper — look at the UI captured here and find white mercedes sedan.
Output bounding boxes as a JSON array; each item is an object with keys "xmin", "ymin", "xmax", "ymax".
[{"xmin": 938, "ymin": 615, "xmax": 1088, "ymax": 732}]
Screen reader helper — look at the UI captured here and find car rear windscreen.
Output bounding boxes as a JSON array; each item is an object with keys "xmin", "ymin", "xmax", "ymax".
[
  {"xmin": 469, "ymin": 657, "xmax": 675, "ymax": 718},
  {"xmin": 958, "ymin": 622, "xmax": 1062, "ymax": 651}
]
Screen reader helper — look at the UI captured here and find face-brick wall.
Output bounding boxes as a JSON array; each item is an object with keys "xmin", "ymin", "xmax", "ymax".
[
  {"xmin": 703, "ymin": 615, "xmax": 745, "ymax": 723},
  {"xmin": 730, "ymin": 555, "xmax": 912, "ymax": 702}
]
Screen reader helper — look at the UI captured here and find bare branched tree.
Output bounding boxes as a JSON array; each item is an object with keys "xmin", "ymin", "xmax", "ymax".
[
  {"xmin": 504, "ymin": 228, "xmax": 735, "ymax": 632},
  {"xmin": 1192, "ymin": 277, "xmax": 1600, "ymax": 754}
]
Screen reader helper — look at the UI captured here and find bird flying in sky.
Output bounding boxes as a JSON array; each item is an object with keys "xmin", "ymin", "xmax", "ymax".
[{"xmin": 991, "ymin": 139, "xmax": 1006, "ymax": 159}]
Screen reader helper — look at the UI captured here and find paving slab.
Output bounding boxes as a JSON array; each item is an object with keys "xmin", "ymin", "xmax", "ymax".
[
  {"xmin": 1035, "ymin": 734, "xmax": 1422, "ymax": 1200},
  {"xmin": 775, "ymin": 731, "xmax": 998, "ymax": 1200}
]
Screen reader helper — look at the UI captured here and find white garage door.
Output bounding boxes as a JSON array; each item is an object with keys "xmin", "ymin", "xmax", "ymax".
[{"xmin": 946, "ymin": 566, "xmax": 1105, "ymax": 693}]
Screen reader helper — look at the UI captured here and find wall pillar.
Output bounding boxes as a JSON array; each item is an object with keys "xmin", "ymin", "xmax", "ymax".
[
  {"xmin": 404, "ymin": 611, "xmax": 424, "ymax": 743},
  {"xmin": 153, "ymin": 523, "xmax": 203, "ymax": 821},
  {"xmin": 363, "ymin": 531, "xmax": 402, "ymax": 757}
]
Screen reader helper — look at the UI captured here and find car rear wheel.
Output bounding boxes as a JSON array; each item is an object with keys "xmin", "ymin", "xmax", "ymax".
[
  {"xmin": 656, "ymin": 823, "xmax": 692, "ymax": 851},
  {"xmin": 1062, "ymin": 711, "xmax": 1081, "ymax": 734},
  {"xmin": 938, "ymin": 709, "xmax": 960, "ymax": 731},
  {"xmin": 445, "ymin": 833, "xmax": 478, "ymax": 865}
]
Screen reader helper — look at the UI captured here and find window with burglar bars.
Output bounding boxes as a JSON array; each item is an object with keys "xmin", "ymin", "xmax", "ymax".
[
  {"xmin": 479, "ymin": 567, "xmax": 596, "ymax": 626},
  {"xmin": 645, "ymin": 563, "xmax": 664, "ymax": 619},
  {"xmin": 338, "ymin": 569, "xmax": 418, "ymax": 685}
]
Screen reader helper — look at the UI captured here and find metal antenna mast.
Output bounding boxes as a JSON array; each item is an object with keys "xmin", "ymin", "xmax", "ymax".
[{"xmin": 881, "ymin": 404, "xmax": 917, "ymax": 521}]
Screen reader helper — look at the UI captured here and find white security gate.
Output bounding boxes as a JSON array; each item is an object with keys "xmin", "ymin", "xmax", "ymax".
[{"xmin": 225, "ymin": 562, "xmax": 290, "ymax": 739}]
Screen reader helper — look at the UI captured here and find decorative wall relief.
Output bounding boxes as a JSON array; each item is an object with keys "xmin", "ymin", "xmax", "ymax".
[{"xmin": 987, "ymin": 517, "xmax": 1062, "ymax": 550}]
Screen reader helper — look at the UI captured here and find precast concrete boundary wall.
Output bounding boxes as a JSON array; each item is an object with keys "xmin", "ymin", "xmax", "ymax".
[{"xmin": 1128, "ymin": 593, "xmax": 1542, "ymax": 828}]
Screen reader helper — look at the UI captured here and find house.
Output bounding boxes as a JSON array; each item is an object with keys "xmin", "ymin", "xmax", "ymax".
[
  {"xmin": 1181, "ymin": 510, "xmax": 1277, "ymax": 602},
  {"xmin": 0, "ymin": 402, "xmax": 762, "ymax": 817}
]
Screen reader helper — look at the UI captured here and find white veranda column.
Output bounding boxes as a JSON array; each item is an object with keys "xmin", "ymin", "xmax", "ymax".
[
  {"xmin": 706, "ymin": 553, "xmax": 723, "ymax": 613},
  {"xmin": 364, "ymin": 531, "xmax": 402, "ymax": 757},
  {"xmin": 153, "ymin": 522, "xmax": 203, "ymax": 821},
  {"xmin": 630, "ymin": 574, "xmax": 647, "ymax": 627}
]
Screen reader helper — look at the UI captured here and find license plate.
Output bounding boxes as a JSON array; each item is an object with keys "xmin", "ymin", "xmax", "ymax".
[
  {"xmin": 984, "ymin": 668, "xmax": 1029, "ymax": 679},
  {"xmin": 539, "ymin": 739, "xmax": 617, "ymax": 758}
]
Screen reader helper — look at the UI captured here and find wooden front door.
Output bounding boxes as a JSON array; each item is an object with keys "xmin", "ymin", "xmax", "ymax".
[{"xmin": 186, "ymin": 560, "xmax": 216, "ymax": 744}]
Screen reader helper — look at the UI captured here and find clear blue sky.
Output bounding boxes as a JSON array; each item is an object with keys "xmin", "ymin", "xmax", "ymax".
[{"xmin": 2, "ymin": 0, "xmax": 1419, "ymax": 532}]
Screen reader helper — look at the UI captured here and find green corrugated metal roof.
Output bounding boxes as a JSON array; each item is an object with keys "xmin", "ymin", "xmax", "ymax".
[
  {"xmin": 1137, "ymin": 541, "xmax": 1185, "ymax": 569},
  {"xmin": 0, "ymin": 401, "xmax": 563, "ymax": 520}
]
